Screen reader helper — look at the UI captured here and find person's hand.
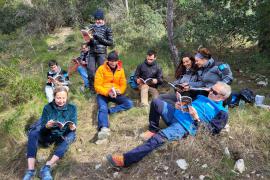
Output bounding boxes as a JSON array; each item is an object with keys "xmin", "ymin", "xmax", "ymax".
[
  {"xmin": 115, "ymin": 89, "xmax": 121, "ymax": 95},
  {"xmin": 188, "ymin": 106, "xmax": 200, "ymax": 121},
  {"xmin": 175, "ymin": 102, "xmax": 182, "ymax": 110},
  {"xmin": 181, "ymin": 83, "xmax": 190, "ymax": 92},
  {"xmin": 152, "ymin": 79, "xmax": 158, "ymax": 84},
  {"xmin": 81, "ymin": 61, "xmax": 87, "ymax": 65},
  {"xmin": 69, "ymin": 123, "xmax": 76, "ymax": 131},
  {"xmin": 136, "ymin": 78, "xmax": 143, "ymax": 85},
  {"xmin": 46, "ymin": 120, "xmax": 55, "ymax": 129},
  {"xmin": 108, "ymin": 88, "xmax": 117, "ymax": 98}
]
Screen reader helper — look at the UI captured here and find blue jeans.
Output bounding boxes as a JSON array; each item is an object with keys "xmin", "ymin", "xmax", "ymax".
[
  {"xmin": 97, "ymin": 94, "xmax": 133, "ymax": 129},
  {"xmin": 87, "ymin": 53, "xmax": 106, "ymax": 90},
  {"xmin": 123, "ymin": 99, "xmax": 187, "ymax": 166},
  {"xmin": 77, "ymin": 65, "xmax": 89, "ymax": 88},
  {"xmin": 27, "ymin": 128, "xmax": 76, "ymax": 159},
  {"xmin": 149, "ymin": 98, "xmax": 188, "ymax": 141}
]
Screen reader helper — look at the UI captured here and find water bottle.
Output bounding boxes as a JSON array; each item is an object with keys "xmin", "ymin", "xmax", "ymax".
[{"xmin": 238, "ymin": 99, "xmax": 245, "ymax": 109}]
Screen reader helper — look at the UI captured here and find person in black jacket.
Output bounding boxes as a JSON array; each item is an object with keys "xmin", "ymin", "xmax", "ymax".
[
  {"xmin": 135, "ymin": 50, "xmax": 163, "ymax": 106},
  {"xmin": 87, "ymin": 9, "xmax": 114, "ymax": 92}
]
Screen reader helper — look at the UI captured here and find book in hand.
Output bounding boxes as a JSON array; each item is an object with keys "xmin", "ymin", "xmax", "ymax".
[
  {"xmin": 52, "ymin": 120, "xmax": 74, "ymax": 129},
  {"xmin": 80, "ymin": 29, "xmax": 93, "ymax": 42},
  {"xmin": 168, "ymin": 82, "xmax": 208, "ymax": 92},
  {"xmin": 176, "ymin": 92, "xmax": 192, "ymax": 112},
  {"xmin": 139, "ymin": 78, "xmax": 154, "ymax": 85}
]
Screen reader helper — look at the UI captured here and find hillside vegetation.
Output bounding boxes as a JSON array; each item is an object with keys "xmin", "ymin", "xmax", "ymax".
[{"xmin": 0, "ymin": 1, "xmax": 270, "ymax": 179}]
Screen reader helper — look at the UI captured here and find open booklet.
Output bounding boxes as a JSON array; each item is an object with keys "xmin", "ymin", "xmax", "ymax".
[
  {"xmin": 139, "ymin": 78, "xmax": 154, "ymax": 85},
  {"xmin": 80, "ymin": 29, "xmax": 93, "ymax": 42},
  {"xmin": 52, "ymin": 120, "xmax": 74, "ymax": 129},
  {"xmin": 176, "ymin": 92, "xmax": 192, "ymax": 112},
  {"xmin": 168, "ymin": 82, "xmax": 208, "ymax": 92}
]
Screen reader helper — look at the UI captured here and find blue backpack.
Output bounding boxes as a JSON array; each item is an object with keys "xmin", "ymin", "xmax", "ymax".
[{"xmin": 128, "ymin": 72, "xmax": 138, "ymax": 89}]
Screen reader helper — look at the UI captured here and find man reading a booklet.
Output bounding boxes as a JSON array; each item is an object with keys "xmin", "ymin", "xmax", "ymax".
[
  {"xmin": 94, "ymin": 51, "xmax": 133, "ymax": 144},
  {"xmin": 135, "ymin": 49, "xmax": 163, "ymax": 106},
  {"xmin": 107, "ymin": 82, "xmax": 231, "ymax": 167},
  {"xmin": 86, "ymin": 9, "xmax": 113, "ymax": 93},
  {"xmin": 45, "ymin": 60, "xmax": 69, "ymax": 102}
]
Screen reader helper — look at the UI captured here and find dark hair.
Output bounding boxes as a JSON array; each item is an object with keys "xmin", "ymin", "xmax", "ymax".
[
  {"xmin": 197, "ymin": 47, "xmax": 212, "ymax": 59},
  {"xmin": 147, "ymin": 49, "xmax": 157, "ymax": 57},
  {"xmin": 175, "ymin": 52, "xmax": 196, "ymax": 79},
  {"xmin": 48, "ymin": 60, "xmax": 58, "ymax": 67},
  {"xmin": 107, "ymin": 50, "xmax": 119, "ymax": 61}
]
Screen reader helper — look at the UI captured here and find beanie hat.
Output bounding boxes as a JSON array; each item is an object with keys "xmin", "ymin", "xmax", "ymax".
[
  {"xmin": 94, "ymin": 9, "xmax": 104, "ymax": 20},
  {"xmin": 107, "ymin": 51, "xmax": 119, "ymax": 61}
]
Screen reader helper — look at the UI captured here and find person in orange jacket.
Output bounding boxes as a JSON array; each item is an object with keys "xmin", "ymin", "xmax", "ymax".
[{"xmin": 94, "ymin": 50, "xmax": 133, "ymax": 143}]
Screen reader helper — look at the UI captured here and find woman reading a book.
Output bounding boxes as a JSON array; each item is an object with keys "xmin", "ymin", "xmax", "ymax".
[
  {"xmin": 23, "ymin": 86, "xmax": 77, "ymax": 180},
  {"xmin": 158, "ymin": 52, "xmax": 197, "ymax": 105}
]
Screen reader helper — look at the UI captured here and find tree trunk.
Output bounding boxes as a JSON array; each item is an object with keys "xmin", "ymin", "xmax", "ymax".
[{"xmin": 167, "ymin": 0, "xmax": 179, "ymax": 67}]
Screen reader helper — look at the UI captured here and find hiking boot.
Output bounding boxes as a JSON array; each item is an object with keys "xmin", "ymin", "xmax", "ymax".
[
  {"xmin": 23, "ymin": 170, "xmax": 35, "ymax": 180},
  {"xmin": 39, "ymin": 165, "xmax": 53, "ymax": 180},
  {"xmin": 97, "ymin": 127, "xmax": 111, "ymax": 140},
  {"xmin": 140, "ymin": 130, "xmax": 156, "ymax": 141},
  {"xmin": 107, "ymin": 154, "xmax": 124, "ymax": 167}
]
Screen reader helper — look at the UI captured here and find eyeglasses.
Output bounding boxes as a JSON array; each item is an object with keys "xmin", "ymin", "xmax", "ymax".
[{"xmin": 210, "ymin": 88, "xmax": 223, "ymax": 96}]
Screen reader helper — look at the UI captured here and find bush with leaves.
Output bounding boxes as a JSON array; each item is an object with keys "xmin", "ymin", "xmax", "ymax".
[{"xmin": 0, "ymin": 65, "xmax": 42, "ymax": 110}]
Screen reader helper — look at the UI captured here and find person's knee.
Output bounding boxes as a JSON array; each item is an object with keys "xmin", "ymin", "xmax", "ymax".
[
  {"xmin": 28, "ymin": 128, "xmax": 40, "ymax": 138},
  {"xmin": 64, "ymin": 132, "xmax": 76, "ymax": 144},
  {"xmin": 125, "ymin": 99, "xmax": 133, "ymax": 109},
  {"xmin": 99, "ymin": 104, "xmax": 108, "ymax": 113}
]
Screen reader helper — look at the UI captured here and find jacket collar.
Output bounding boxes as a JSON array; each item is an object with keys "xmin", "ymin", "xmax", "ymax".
[
  {"xmin": 50, "ymin": 100, "xmax": 68, "ymax": 110},
  {"xmin": 144, "ymin": 59, "xmax": 156, "ymax": 66}
]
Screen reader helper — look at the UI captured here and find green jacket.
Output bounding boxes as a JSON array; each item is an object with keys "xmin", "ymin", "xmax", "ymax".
[{"xmin": 40, "ymin": 101, "xmax": 77, "ymax": 138}]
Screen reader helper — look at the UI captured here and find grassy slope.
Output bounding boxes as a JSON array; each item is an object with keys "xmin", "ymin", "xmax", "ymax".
[{"xmin": 0, "ymin": 28, "xmax": 269, "ymax": 180}]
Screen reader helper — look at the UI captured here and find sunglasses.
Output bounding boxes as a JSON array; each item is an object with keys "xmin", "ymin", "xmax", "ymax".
[{"xmin": 210, "ymin": 88, "xmax": 223, "ymax": 96}]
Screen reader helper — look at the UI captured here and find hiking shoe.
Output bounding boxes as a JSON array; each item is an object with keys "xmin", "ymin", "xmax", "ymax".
[
  {"xmin": 107, "ymin": 154, "xmax": 124, "ymax": 167},
  {"xmin": 39, "ymin": 165, "xmax": 53, "ymax": 180},
  {"xmin": 140, "ymin": 130, "xmax": 156, "ymax": 141},
  {"xmin": 23, "ymin": 170, "xmax": 35, "ymax": 180},
  {"xmin": 98, "ymin": 127, "xmax": 111, "ymax": 140}
]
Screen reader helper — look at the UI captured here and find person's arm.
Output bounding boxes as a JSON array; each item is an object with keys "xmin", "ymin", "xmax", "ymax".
[
  {"xmin": 40, "ymin": 105, "xmax": 52, "ymax": 130},
  {"xmin": 207, "ymin": 110, "xmax": 228, "ymax": 134},
  {"xmin": 68, "ymin": 105, "xmax": 77, "ymax": 131},
  {"xmin": 93, "ymin": 27, "xmax": 113, "ymax": 46},
  {"xmin": 94, "ymin": 66, "xmax": 110, "ymax": 96},
  {"xmin": 156, "ymin": 65, "xmax": 163, "ymax": 85},
  {"xmin": 118, "ymin": 70, "xmax": 127, "ymax": 94},
  {"xmin": 134, "ymin": 64, "xmax": 143, "ymax": 84}
]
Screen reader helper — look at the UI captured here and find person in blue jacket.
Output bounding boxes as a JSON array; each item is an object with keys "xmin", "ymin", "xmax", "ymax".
[
  {"xmin": 107, "ymin": 82, "xmax": 231, "ymax": 167},
  {"xmin": 23, "ymin": 86, "xmax": 77, "ymax": 180}
]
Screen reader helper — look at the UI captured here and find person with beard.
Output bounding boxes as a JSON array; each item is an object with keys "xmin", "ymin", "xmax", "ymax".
[{"xmin": 135, "ymin": 49, "xmax": 163, "ymax": 106}]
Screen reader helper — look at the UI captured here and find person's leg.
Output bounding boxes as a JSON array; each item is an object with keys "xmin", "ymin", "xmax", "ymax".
[
  {"xmin": 77, "ymin": 65, "xmax": 89, "ymax": 88},
  {"xmin": 26, "ymin": 128, "xmax": 42, "ymax": 169},
  {"xmin": 108, "ymin": 95, "xmax": 133, "ymax": 114},
  {"xmin": 122, "ymin": 133, "xmax": 166, "ymax": 166},
  {"xmin": 48, "ymin": 131, "xmax": 76, "ymax": 164},
  {"xmin": 122, "ymin": 122, "xmax": 187, "ymax": 166},
  {"xmin": 157, "ymin": 93, "xmax": 177, "ymax": 106},
  {"xmin": 97, "ymin": 95, "xmax": 110, "ymax": 129},
  {"xmin": 45, "ymin": 86, "xmax": 54, "ymax": 102},
  {"xmin": 87, "ymin": 53, "xmax": 96, "ymax": 91},
  {"xmin": 148, "ymin": 98, "xmax": 175, "ymax": 133},
  {"xmin": 96, "ymin": 53, "xmax": 106, "ymax": 67},
  {"xmin": 139, "ymin": 84, "xmax": 149, "ymax": 106},
  {"xmin": 149, "ymin": 87, "xmax": 159, "ymax": 99}
]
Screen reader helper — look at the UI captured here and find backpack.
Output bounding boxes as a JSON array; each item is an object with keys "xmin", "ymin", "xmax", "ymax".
[{"xmin": 128, "ymin": 72, "xmax": 138, "ymax": 89}]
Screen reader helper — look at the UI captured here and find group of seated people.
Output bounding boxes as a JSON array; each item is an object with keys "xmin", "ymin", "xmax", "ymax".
[{"xmin": 23, "ymin": 47, "xmax": 233, "ymax": 180}]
